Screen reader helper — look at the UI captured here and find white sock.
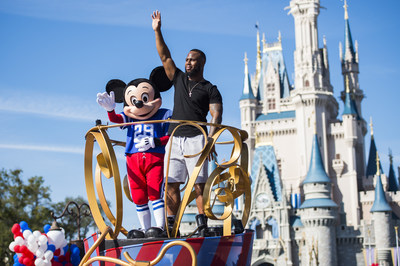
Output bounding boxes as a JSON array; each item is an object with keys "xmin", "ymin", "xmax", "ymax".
[
  {"xmin": 152, "ymin": 199, "xmax": 165, "ymax": 229},
  {"xmin": 136, "ymin": 203, "xmax": 151, "ymax": 230}
]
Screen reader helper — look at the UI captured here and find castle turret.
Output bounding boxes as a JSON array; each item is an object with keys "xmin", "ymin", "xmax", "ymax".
[
  {"xmin": 387, "ymin": 150, "xmax": 398, "ymax": 192},
  {"xmin": 340, "ymin": 0, "xmax": 364, "ymax": 119},
  {"xmin": 300, "ymin": 134, "xmax": 338, "ymax": 266},
  {"xmin": 371, "ymin": 153, "xmax": 392, "ymax": 266},
  {"xmin": 240, "ymin": 52, "xmax": 257, "ymax": 168}
]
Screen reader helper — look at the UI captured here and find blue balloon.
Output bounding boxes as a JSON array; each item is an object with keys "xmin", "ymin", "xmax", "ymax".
[
  {"xmin": 48, "ymin": 244, "xmax": 56, "ymax": 252},
  {"xmin": 13, "ymin": 254, "xmax": 18, "ymax": 261},
  {"xmin": 43, "ymin": 224, "xmax": 51, "ymax": 233},
  {"xmin": 71, "ymin": 246, "xmax": 80, "ymax": 256},
  {"xmin": 19, "ymin": 221, "xmax": 29, "ymax": 231},
  {"xmin": 63, "ymin": 244, "xmax": 69, "ymax": 254}
]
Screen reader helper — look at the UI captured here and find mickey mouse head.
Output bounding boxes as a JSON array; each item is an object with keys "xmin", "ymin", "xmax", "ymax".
[{"xmin": 97, "ymin": 66, "xmax": 172, "ymax": 121}]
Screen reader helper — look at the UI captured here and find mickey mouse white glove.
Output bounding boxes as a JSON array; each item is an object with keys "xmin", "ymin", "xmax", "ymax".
[
  {"xmin": 135, "ymin": 137, "xmax": 155, "ymax": 152},
  {"xmin": 97, "ymin": 91, "xmax": 116, "ymax": 112}
]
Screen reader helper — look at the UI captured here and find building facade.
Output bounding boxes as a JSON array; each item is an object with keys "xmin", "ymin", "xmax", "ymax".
[{"xmin": 238, "ymin": 0, "xmax": 400, "ymax": 265}]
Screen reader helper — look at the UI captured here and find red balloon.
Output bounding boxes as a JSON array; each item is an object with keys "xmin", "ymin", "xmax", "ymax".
[
  {"xmin": 65, "ymin": 263, "xmax": 73, "ymax": 266},
  {"xmin": 51, "ymin": 261, "xmax": 63, "ymax": 266},
  {"xmin": 14, "ymin": 245, "xmax": 20, "ymax": 253},
  {"xmin": 22, "ymin": 257, "xmax": 31, "ymax": 266},
  {"xmin": 18, "ymin": 256, "xmax": 24, "ymax": 264},
  {"xmin": 20, "ymin": 245, "xmax": 28, "ymax": 254},
  {"xmin": 14, "ymin": 231, "xmax": 23, "ymax": 238},
  {"xmin": 54, "ymin": 249, "xmax": 61, "ymax": 256},
  {"xmin": 11, "ymin": 224, "xmax": 21, "ymax": 235}
]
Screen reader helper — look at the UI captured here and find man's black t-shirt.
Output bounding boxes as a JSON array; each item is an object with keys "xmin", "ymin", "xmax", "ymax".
[{"xmin": 168, "ymin": 68, "xmax": 222, "ymax": 137}]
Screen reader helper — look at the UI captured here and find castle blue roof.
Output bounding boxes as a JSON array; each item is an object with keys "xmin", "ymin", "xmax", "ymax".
[
  {"xmin": 371, "ymin": 175, "xmax": 392, "ymax": 212},
  {"xmin": 251, "ymin": 145, "xmax": 282, "ymax": 201},
  {"xmin": 256, "ymin": 47, "xmax": 292, "ymax": 100},
  {"xmin": 290, "ymin": 216, "xmax": 303, "ymax": 227},
  {"xmin": 240, "ymin": 71, "xmax": 256, "ymax": 100},
  {"xmin": 342, "ymin": 91, "xmax": 359, "ymax": 118},
  {"xmin": 388, "ymin": 159, "xmax": 399, "ymax": 192},
  {"xmin": 302, "ymin": 134, "xmax": 331, "ymax": 184},
  {"xmin": 256, "ymin": 70, "xmax": 265, "ymax": 101},
  {"xmin": 256, "ymin": 110, "xmax": 295, "ymax": 121},
  {"xmin": 366, "ymin": 136, "xmax": 383, "ymax": 177},
  {"xmin": 300, "ymin": 198, "xmax": 337, "ymax": 209},
  {"xmin": 343, "ymin": 18, "xmax": 356, "ymax": 62}
]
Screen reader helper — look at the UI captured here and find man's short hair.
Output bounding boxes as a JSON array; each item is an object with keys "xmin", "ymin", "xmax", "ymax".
[{"xmin": 190, "ymin": 49, "xmax": 206, "ymax": 63}]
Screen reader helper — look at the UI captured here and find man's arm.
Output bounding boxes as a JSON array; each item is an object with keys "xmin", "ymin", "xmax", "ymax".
[
  {"xmin": 208, "ymin": 103, "xmax": 223, "ymax": 161},
  {"xmin": 208, "ymin": 103, "xmax": 223, "ymax": 138},
  {"xmin": 151, "ymin": 10, "xmax": 176, "ymax": 81}
]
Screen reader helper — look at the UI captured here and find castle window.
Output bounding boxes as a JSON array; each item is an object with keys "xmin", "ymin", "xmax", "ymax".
[
  {"xmin": 268, "ymin": 98, "xmax": 276, "ymax": 109},
  {"xmin": 335, "ymin": 154, "xmax": 341, "ymax": 159},
  {"xmin": 267, "ymin": 83, "xmax": 275, "ymax": 92},
  {"xmin": 304, "ymin": 80, "xmax": 310, "ymax": 87}
]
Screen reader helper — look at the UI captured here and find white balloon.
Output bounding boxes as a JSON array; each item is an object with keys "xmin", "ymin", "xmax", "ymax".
[
  {"xmin": 44, "ymin": 250, "xmax": 53, "ymax": 260},
  {"xmin": 15, "ymin": 236, "xmax": 25, "ymax": 245},
  {"xmin": 35, "ymin": 249, "xmax": 44, "ymax": 259},
  {"xmin": 33, "ymin": 230, "xmax": 42, "ymax": 238},
  {"xmin": 9, "ymin": 241, "xmax": 16, "ymax": 252},
  {"xmin": 23, "ymin": 230, "xmax": 33, "ymax": 239},
  {"xmin": 38, "ymin": 235, "xmax": 48, "ymax": 245},
  {"xmin": 28, "ymin": 242, "xmax": 38, "ymax": 253},
  {"xmin": 34, "ymin": 258, "xmax": 44, "ymax": 266},
  {"xmin": 39, "ymin": 243, "xmax": 47, "ymax": 252},
  {"xmin": 47, "ymin": 230, "xmax": 65, "ymax": 249},
  {"xmin": 44, "ymin": 260, "xmax": 51, "ymax": 266},
  {"xmin": 27, "ymin": 234, "xmax": 36, "ymax": 245}
]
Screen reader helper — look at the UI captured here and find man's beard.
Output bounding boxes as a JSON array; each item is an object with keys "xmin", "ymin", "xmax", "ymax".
[{"xmin": 186, "ymin": 65, "xmax": 201, "ymax": 77}]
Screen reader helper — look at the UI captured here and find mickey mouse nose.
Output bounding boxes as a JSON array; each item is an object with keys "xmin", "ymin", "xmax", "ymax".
[{"xmin": 134, "ymin": 100, "xmax": 144, "ymax": 108}]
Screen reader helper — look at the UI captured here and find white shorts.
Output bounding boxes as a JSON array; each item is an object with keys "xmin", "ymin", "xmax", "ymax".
[{"xmin": 164, "ymin": 135, "xmax": 208, "ymax": 184}]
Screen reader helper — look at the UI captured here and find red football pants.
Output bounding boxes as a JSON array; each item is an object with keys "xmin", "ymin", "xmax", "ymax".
[{"xmin": 126, "ymin": 152, "xmax": 164, "ymax": 205}]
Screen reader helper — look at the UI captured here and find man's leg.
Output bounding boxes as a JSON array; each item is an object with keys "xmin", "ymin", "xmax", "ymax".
[
  {"xmin": 194, "ymin": 183, "xmax": 205, "ymax": 214},
  {"xmin": 166, "ymin": 183, "xmax": 181, "ymax": 216}
]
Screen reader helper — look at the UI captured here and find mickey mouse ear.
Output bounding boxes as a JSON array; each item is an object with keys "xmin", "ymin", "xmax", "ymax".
[
  {"xmin": 106, "ymin": 79, "xmax": 126, "ymax": 103},
  {"xmin": 149, "ymin": 66, "xmax": 173, "ymax": 92}
]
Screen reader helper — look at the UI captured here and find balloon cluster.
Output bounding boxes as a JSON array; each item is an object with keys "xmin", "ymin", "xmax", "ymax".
[{"xmin": 9, "ymin": 221, "xmax": 81, "ymax": 266}]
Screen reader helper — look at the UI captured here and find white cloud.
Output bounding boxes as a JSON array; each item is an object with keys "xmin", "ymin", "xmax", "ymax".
[
  {"xmin": 0, "ymin": 143, "xmax": 84, "ymax": 154},
  {"xmin": 0, "ymin": 89, "xmax": 103, "ymax": 122},
  {"xmin": 0, "ymin": 0, "xmax": 264, "ymax": 37}
]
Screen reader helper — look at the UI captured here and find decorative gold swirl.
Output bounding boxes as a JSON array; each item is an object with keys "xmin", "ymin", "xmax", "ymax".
[
  {"xmin": 79, "ymin": 226, "xmax": 197, "ymax": 266},
  {"xmin": 84, "ymin": 119, "xmax": 251, "ymax": 239}
]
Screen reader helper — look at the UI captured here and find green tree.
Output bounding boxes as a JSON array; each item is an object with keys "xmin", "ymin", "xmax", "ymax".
[
  {"xmin": 50, "ymin": 196, "xmax": 97, "ymax": 241},
  {"xmin": 0, "ymin": 168, "xmax": 53, "ymax": 264}
]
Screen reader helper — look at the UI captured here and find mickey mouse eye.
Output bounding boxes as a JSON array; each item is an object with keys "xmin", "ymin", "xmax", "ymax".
[
  {"xmin": 130, "ymin": 96, "xmax": 138, "ymax": 106},
  {"xmin": 142, "ymin": 93, "xmax": 150, "ymax": 103}
]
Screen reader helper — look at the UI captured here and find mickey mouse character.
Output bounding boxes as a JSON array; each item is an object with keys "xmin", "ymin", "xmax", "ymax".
[{"xmin": 97, "ymin": 67, "xmax": 172, "ymax": 238}]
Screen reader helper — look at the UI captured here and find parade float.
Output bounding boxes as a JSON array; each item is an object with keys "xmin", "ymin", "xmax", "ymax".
[{"xmin": 80, "ymin": 119, "xmax": 254, "ymax": 265}]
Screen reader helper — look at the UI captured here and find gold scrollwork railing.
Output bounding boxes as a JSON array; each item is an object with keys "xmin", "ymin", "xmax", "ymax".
[
  {"xmin": 79, "ymin": 226, "xmax": 197, "ymax": 266},
  {"xmin": 84, "ymin": 119, "xmax": 251, "ymax": 240}
]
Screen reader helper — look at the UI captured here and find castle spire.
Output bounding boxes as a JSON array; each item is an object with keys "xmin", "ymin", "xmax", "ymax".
[
  {"xmin": 302, "ymin": 134, "xmax": 331, "ymax": 185},
  {"xmin": 371, "ymin": 152, "xmax": 392, "ymax": 212},
  {"xmin": 342, "ymin": 75, "xmax": 358, "ymax": 117},
  {"xmin": 343, "ymin": 0, "xmax": 356, "ymax": 62},
  {"xmin": 366, "ymin": 118, "xmax": 382, "ymax": 177},
  {"xmin": 255, "ymin": 23, "xmax": 262, "ymax": 84},
  {"xmin": 240, "ymin": 52, "xmax": 255, "ymax": 100},
  {"xmin": 387, "ymin": 149, "xmax": 398, "ymax": 191}
]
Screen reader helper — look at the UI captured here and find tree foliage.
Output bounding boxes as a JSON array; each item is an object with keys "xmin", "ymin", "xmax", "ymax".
[
  {"xmin": 0, "ymin": 168, "xmax": 98, "ymax": 264},
  {"xmin": 0, "ymin": 168, "xmax": 53, "ymax": 263},
  {"xmin": 50, "ymin": 196, "xmax": 97, "ymax": 241}
]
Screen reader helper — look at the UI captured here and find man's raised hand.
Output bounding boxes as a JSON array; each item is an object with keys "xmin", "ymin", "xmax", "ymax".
[{"xmin": 151, "ymin": 10, "xmax": 161, "ymax": 31}]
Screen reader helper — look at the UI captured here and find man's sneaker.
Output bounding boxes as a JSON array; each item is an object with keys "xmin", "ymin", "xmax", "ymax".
[{"xmin": 127, "ymin": 229, "xmax": 145, "ymax": 239}]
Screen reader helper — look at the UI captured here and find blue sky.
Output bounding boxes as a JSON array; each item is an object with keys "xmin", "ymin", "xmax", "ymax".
[{"xmin": 1, "ymin": 0, "xmax": 399, "ymax": 229}]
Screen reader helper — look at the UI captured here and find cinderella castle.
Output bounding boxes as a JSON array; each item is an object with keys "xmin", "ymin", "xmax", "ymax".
[{"xmin": 237, "ymin": 0, "xmax": 400, "ymax": 265}]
